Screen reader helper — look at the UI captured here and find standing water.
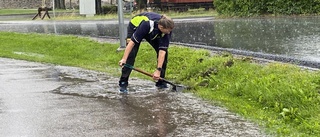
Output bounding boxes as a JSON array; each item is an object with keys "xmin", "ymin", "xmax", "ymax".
[
  {"xmin": 213, "ymin": 17, "xmax": 320, "ymax": 61},
  {"xmin": 0, "ymin": 16, "xmax": 319, "ymax": 67},
  {"xmin": 0, "ymin": 58, "xmax": 269, "ymax": 136}
]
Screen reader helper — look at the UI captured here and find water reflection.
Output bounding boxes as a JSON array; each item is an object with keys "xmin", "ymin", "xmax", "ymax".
[
  {"xmin": 171, "ymin": 21, "xmax": 216, "ymax": 46},
  {"xmin": 213, "ymin": 17, "xmax": 320, "ymax": 61}
]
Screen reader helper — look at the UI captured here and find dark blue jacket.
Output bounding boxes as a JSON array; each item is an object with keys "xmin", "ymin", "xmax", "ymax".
[{"xmin": 130, "ymin": 12, "xmax": 171, "ymax": 51}]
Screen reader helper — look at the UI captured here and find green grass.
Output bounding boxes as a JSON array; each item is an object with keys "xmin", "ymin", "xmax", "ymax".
[
  {"xmin": 1, "ymin": 32, "xmax": 320, "ymax": 137},
  {"xmin": 155, "ymin": 8, "xmax": 218, "ymax": 18},
  {"xmin": 0, "ymin": 9, "xmax": 37, "ymax": 15},
  {"xmin": 0, "ymin": 8, "xmax": 218, "ymax": 21},
  {"xmin": 51, "ymin": 8, "xmax": 218, "ymax": 20},
  {"xmin": 0, "ymin": 8, "xmax": 72, "ymax": 15}
]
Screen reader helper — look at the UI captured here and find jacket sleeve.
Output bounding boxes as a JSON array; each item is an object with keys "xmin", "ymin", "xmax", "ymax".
[
  {"xmin": 158, "ymin": 32, "xmax": 172, "ymax": 51},
  {"xmin": 131, "ymin": 21, "xmax": 150, "ymax": 45}
]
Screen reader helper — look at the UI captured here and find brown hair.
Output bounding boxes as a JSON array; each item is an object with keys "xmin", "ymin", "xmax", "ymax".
[{"xmin": 158, "ymin": 15, "xmax": 174, "ymax": 29}]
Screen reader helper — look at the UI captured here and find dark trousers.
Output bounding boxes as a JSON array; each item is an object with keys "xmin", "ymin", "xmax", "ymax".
[{"xmin": 119, "ymin": 23, "xmax": 168, "ymax": 85}]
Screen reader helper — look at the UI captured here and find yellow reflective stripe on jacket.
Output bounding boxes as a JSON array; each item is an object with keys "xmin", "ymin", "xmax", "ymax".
[
  {"xmin": 151, "ymin": 34, "xmax": 158, "ymax": 40},
  {"xmin": 130, "ymin": 15, "xmax": 149, "ymax": 27}
]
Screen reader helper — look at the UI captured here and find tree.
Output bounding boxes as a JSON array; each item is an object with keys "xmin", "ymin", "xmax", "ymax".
[
  {"xmin": 54, "ymin": 0, "xmax": 66, "ymax": 9},
  {"xmin": 96, "ymin": 0, "xmax": 102, "ymax": 14},
  {"xmin": 136, "ymin": 0, "xmax": 147, "ymax": 10}
]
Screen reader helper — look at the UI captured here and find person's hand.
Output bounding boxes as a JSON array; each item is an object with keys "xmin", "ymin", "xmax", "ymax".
[
  {"xmin": 153, "ymin": 69, "xmax": 161, "ymax": 80},
  {"xmin": 118, "ymin": 59, "xmax": 126, "ymax": 67}
]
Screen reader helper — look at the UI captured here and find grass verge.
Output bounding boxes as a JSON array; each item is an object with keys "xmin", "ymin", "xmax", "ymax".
[
  {"xmin": 0, "ymin": 9, "xmax": 37, "ymax": 15},
  {"xmin": 0, "ymin": 8, "xmax": 217, "ymax": 21},
  {"xmin": 1, "ymin": 32, "xmax": 320, "ymax": 137}
]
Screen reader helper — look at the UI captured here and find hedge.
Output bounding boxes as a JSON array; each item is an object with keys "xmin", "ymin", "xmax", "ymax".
[{"xmin": 214, "ymin": 0, "xmax": 320, "ymax": 16}]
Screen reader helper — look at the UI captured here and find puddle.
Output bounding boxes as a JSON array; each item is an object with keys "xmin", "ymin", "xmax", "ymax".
[
  {"xmin": 0, "ymin": 57, "xmax": 270, "ymax": 136},
  {"xmin": 48, "ymin": 65, "xmax": 270, "ymax": 137}
]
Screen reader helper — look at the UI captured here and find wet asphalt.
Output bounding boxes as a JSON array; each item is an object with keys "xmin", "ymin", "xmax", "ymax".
[{"xmin": 0, "ymin": 57, "xmax": 269, "ymax": 137}]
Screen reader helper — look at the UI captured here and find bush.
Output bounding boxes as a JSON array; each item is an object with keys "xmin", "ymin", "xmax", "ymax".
[
  {"xmin": 214, "ymin": 0, "xmax": 320, "ymax": 16},
  {"xmin": 101, "ymin": 5, "xmax": 118, "ymax": 14},
  {"xmin": 214, "ymin": 0, "xmax": 267, "ymax": 16}
]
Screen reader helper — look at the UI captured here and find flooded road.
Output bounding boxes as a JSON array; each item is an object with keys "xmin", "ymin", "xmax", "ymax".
[
  {"xmin": 0, "ymin": 58, "xmax": 269, "ymax": 137},
  {"xmin": 1, "ymin": 16, "xmax": 320, "ymax": 69},
  {"xmin": 0, "ymin": 58, "xmax": 145, "ymax": 136}
]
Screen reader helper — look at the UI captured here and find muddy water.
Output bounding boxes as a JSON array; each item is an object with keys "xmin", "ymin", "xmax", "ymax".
[{"xmin": 0, "ymin": 57, "xmax": 269, "ymax": 136}]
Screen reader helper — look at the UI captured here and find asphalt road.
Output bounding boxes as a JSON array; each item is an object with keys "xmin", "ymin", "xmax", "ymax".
[
  {"xmin": 0, "ymin": 58, "xmax": 144, "ymax": 137},
  {"xmin": 0, "ymin": 57, "xmax": 269, "ymax": 137}
]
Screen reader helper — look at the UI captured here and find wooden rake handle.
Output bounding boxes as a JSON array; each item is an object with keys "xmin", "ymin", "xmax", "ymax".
[{"xmin": 123, "ymin": 64, "xmax": 176, "ymax": 87}]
